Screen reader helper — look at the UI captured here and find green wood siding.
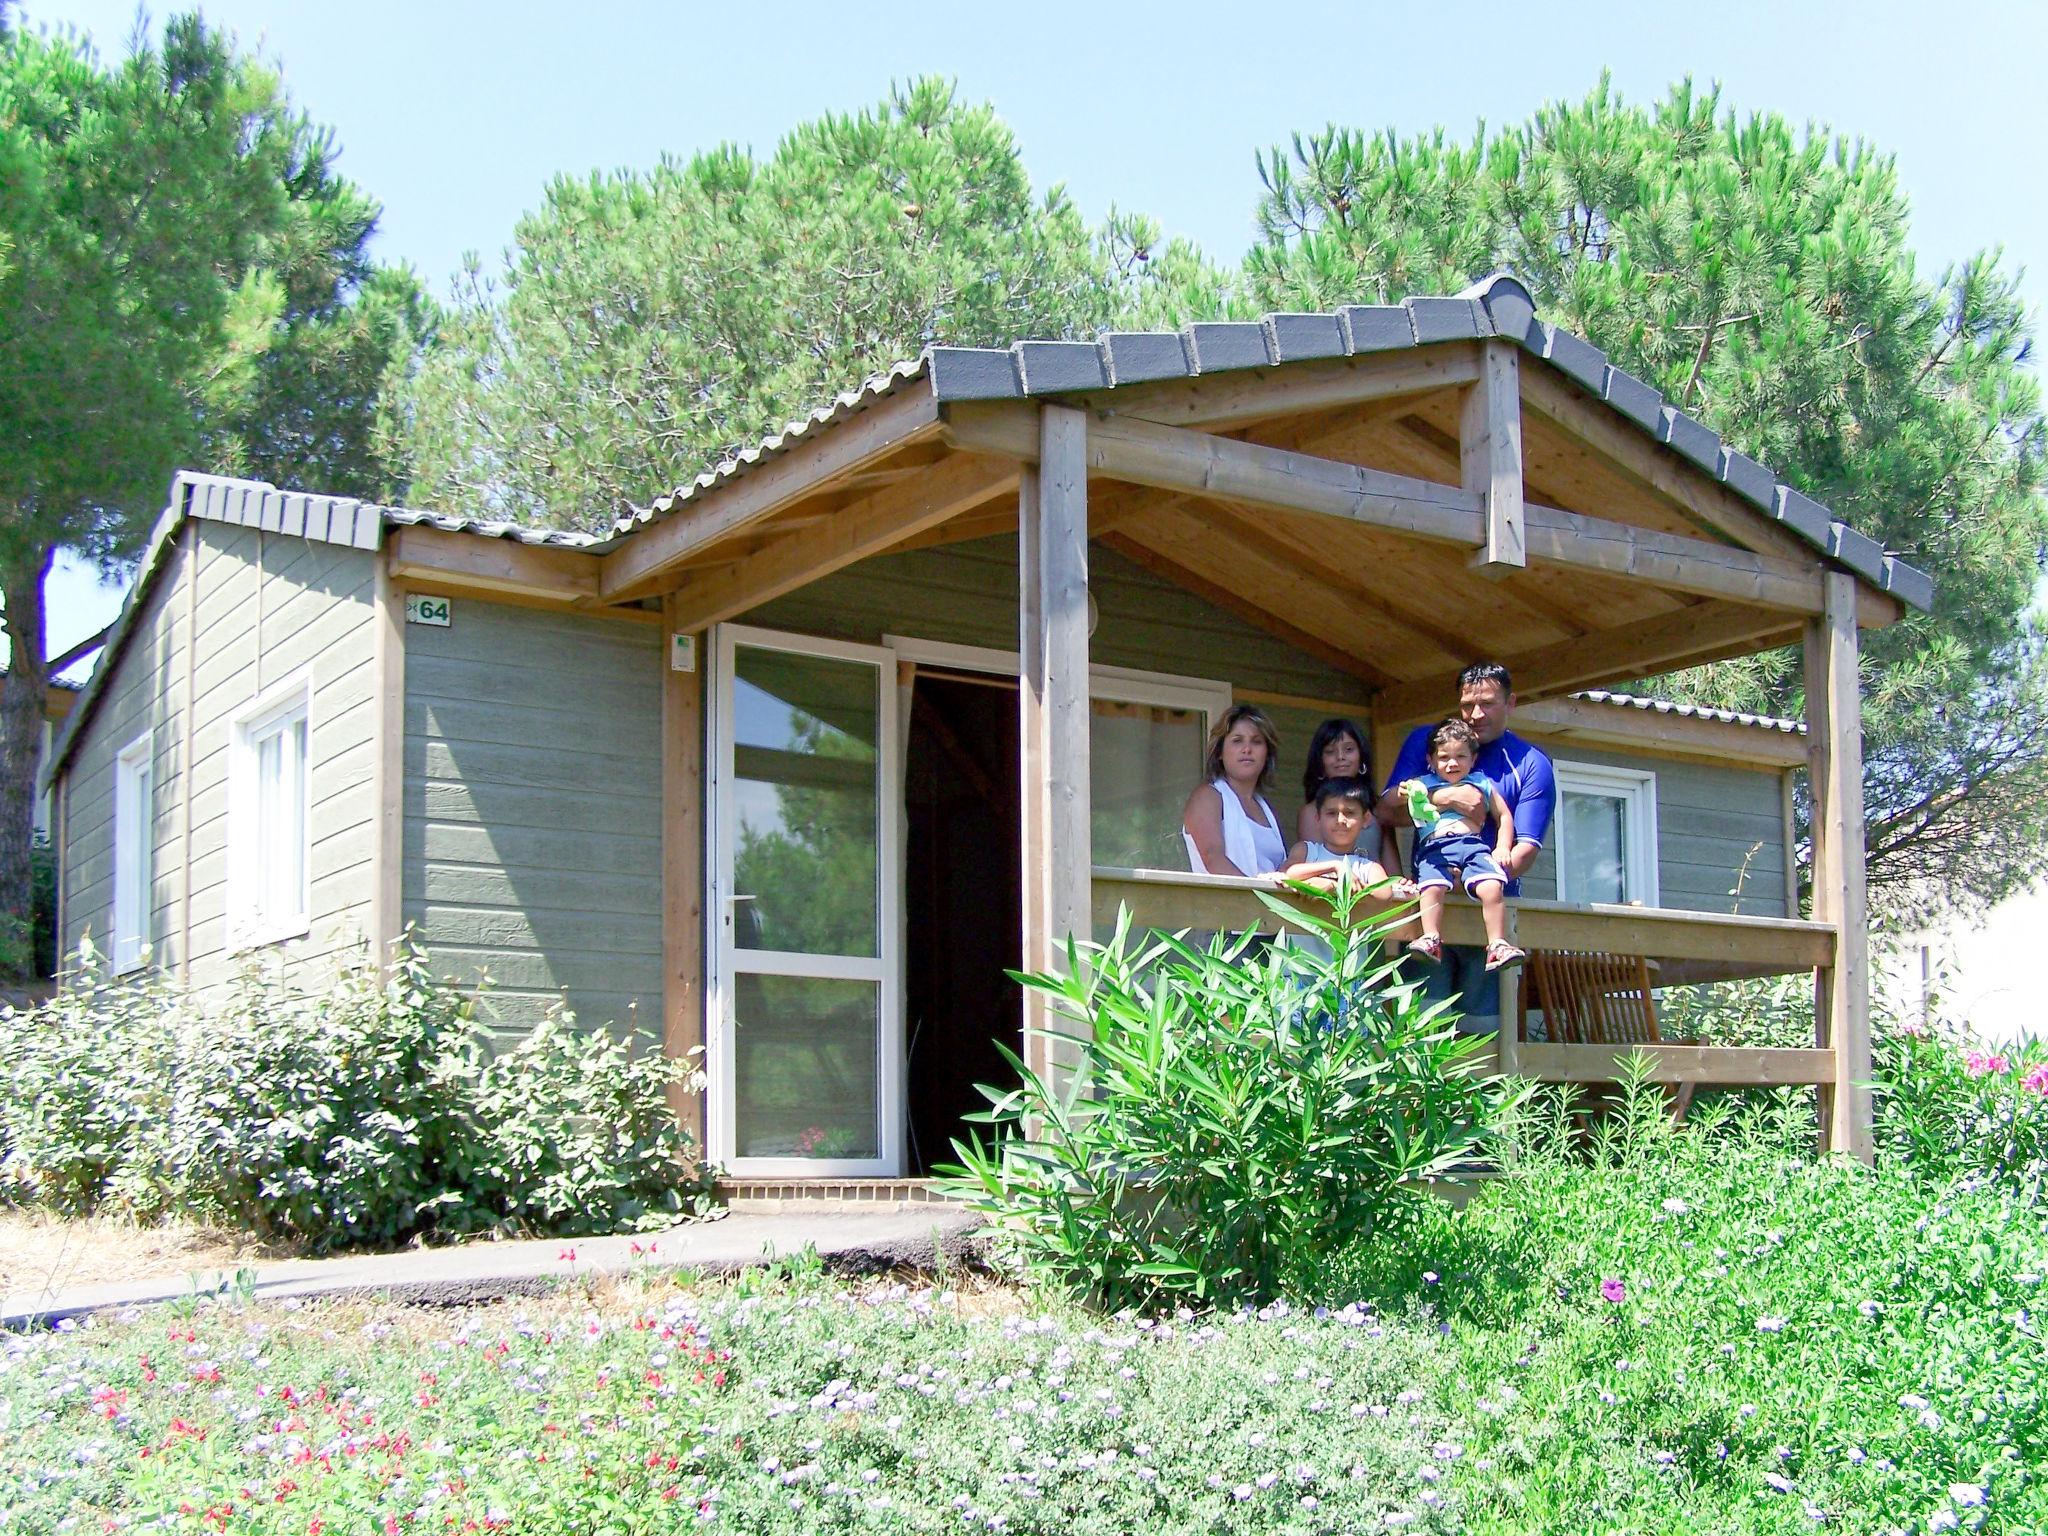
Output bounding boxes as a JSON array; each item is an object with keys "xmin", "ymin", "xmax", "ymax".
[{"xmin": 400, "ymin": 600, "xmax": 664, "ymax": 1037}]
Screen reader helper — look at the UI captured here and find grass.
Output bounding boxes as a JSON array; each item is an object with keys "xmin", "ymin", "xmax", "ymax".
[
  {"xmin": 4, "ymin": 1132, "xmax": 2043, "ymax": 1534},
  {"xmin": 0, "ymin": 1213, "xmax": 298, "ymax": 1299}
]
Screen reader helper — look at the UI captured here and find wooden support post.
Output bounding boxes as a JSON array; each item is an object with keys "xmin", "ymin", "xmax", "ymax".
[
  {"xmin": 661, "ymin": 599, "xmax": 708, "ymax": 1154},
  {"xmin": 1804, "ymin": 572, "xmax": 1872, "ymax": 1162},
  {"xmin": 369, "ymin": 556, "xmax": 406, "ymax": 975},
  {"xmin": 1496, "ymin": 903, "xmax": 1522, "ymax": 1076},
  {"xmin": 1019, "ymin": 405, "xmax": 1092, "ymax": 1087},
  {"xmin": 1463, "ymin": 341, "xmax": 1525, "ymax": 572}
]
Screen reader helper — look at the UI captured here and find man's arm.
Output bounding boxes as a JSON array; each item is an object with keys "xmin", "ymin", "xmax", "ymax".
[{"xmin": 1501, "ymin": 744, "xmax": 1556, "ymax": 880}]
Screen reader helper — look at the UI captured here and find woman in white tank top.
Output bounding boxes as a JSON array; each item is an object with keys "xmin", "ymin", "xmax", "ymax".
[{"xmin": 1181, "ymin": 704, "xmax": 1288, "ymax": 876}]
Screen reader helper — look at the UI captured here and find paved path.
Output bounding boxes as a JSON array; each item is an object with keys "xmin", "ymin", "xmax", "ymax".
[{"xmin": 0, "ymin": 1208, "xmax": 984, "ymax": 1330}]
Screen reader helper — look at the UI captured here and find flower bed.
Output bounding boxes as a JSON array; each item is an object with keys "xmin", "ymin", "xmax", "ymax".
[{"xmin": 8, "ymin": 1134, "xmax": 2042, "ymax": 1534}]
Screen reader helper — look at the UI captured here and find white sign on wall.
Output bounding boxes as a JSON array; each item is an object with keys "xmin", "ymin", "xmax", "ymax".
[
  {"xmin": 405, "ymin": 594, "xmax": 451, "ymax": 627},
  {"xmin": 670, "ymin": 633, "xmax": 696, "ymax": 672}
]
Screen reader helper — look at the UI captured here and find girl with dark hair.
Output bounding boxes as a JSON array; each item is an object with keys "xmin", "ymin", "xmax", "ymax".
[
  {"xmin": 1181, "ymin": 704, "xmax": 1288, "ymax": 876},
  {"xmin": 1296, "ymin": 717, "xmax": 1367, "ymax": 844}
]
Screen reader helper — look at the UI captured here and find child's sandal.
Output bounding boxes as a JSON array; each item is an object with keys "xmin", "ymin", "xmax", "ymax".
[
  {"xmin": 1484, "ymin": 940, "xmax": 1527, "ymax": 972},
  {"xmin": 1406, "ymin": 935, "xmax": 1444, "ymax": 962}
]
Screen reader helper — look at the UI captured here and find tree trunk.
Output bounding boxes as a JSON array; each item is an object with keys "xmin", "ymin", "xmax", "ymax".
[{"xmin": 0, "ymin": 540, "xmax": 54, "ymax": 977}]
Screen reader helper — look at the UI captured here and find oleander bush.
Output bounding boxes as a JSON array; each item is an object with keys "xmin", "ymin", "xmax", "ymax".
[
  {"xmin": 1874, "ymin": 1019, "xmax": 2048, "ymax": 1198},
  {"xmin": 939, "ymin": 881, "xmax": 1526, "ymax": 1308},
  {"xmin": 0, "ymin": 937, "xmax": 711, "ymax": 1247}
]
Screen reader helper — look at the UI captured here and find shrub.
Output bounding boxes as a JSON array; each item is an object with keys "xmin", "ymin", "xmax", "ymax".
[
  {"xmin": 937, "ymin": 882, "xmax": 1524, "ymax": 1308},
  {"xmin": 0, "ymin": 936, "xmax": 713, "ymax": 1246},
  {"xmin": 1874, "ymin": 1018, "xmax": 2048, "ymax": 1198}
]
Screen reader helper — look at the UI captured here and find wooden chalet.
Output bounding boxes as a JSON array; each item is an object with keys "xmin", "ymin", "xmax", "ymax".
[{"xmin": 46, "ymin": 273, "xmax": 1930, "ymax": 1183}]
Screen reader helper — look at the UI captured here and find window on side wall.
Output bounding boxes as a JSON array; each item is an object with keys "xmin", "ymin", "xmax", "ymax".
[
  {"xmin": 113, "ymin": 732, "xmax": 154, "ymax": 972},
  {"xmin": 1552, "ymin": 761, "xmax": 1659, "ymax": 908},
  {"xmin": 230, "ymin": 676, "xmax": 312, "ymax": 947}
]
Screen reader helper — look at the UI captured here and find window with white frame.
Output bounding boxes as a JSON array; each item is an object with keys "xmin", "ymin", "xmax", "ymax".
[
  {"xmin": 1552, "ymin": 761, "xmax": 1660, "ymax": 908},
  {"xmin": 230, "ymin": 677, "xmax": 312, "ymax": 945},
  {"xmin": 113, "ymin": 732, "xmax": 154, "ymax": 972}
]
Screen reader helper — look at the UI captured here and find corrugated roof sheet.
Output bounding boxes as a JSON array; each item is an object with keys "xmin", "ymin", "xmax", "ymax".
[
  {"xmin": 1572, "ymin": 688, "xmax": 1805, "ymax": 735},
  {"xmin": 618, "ymin": 356, "xmax": 929, "ymax": 536}
]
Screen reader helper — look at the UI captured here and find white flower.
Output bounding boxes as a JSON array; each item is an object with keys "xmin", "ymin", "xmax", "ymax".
[
  {"xmin": 1765, "ymin": 1473, "xmax": 1795, "ymax": 1494},
  {"xmin": 1662, "ymin": 1198, "xmax": 1689, "ymax": 1214},
  {"xmin": 1948, "ymin": 1484, "xmax": 1986, "ymax": 1507},
  {"xmin": 1900, "ymin": 1393, "xmax": 1930, "ymax": 1410},
  {"xmin": 1928, "ymin": 1511, "xmax": 1960, "ymax": 1533},
  {"xmin": 1756, "ymin": 1316, "xmax": 1787, "ymax": 1333}
]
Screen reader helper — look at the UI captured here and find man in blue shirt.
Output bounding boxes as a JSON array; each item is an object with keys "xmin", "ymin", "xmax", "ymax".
[{"xmin": 1376, "ymin": 662, "xmax": 1556, "ymax": 1037}]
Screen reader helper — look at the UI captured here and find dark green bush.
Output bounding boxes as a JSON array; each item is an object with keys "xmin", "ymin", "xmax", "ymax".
[
  {"xmin": 938, "ymin": 881, "xmax": 1525, "ymax": 1308},
  {"xmin": 0, "ymin": 936, "xmax": 713, "ymax": 1247}
]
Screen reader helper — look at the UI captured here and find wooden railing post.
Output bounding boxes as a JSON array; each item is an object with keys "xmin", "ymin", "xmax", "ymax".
[
  {"xmin": 1020, "ymin": 405, "xmax": 1092, "ymax": 1088},
  {"xmin": 1803, "ymin": 572, "xmax": 1872, "ymax": 1162}
]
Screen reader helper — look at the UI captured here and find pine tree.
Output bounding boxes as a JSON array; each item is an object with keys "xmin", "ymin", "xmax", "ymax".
[
  {"xmin": 1233, "ymin": 78, "xmax": 2047, "ymax": 916},
  {"xmin": 397, "ymin": 79, "xmax": 1128, "ymax": 532},
  {"xmin": 0, "ymin": 15, "xmax": 419, "ymax": 972}
]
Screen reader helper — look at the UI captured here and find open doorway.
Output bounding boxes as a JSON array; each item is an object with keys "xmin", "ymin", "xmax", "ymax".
[{"xmin": 903, "ymin": 671, "xmax": 1021, "ymax": 1176}]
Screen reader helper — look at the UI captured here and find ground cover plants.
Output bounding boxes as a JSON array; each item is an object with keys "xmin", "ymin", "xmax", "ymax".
[
  {"xmin": 0, "ymin": 940, "xmax": 709, "ymax": 1249},
  {"xmin": 8, "ymin": 1087, "xmax": 2043, "ymax": 1535}
]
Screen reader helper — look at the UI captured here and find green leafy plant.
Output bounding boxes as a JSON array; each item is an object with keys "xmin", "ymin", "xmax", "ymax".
[
  {"xmin": 937, "ymin": 880, "xmax": 1524, "ymax": 1307},
  {"xmin": 1873, "ymin": 1019, "xmax": 2048, "ymax": 1198},
  {"xmin": 0, "ymin": 935, "xmax": 714, "ymax": 1246}
]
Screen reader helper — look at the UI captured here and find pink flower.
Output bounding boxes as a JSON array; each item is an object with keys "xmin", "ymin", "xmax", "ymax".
[
  {"xmin": 1964, "ymin": 1051, "xmax": 2010, "ymax": 1078},
  {"xmin": 1896, "ymin": 1020, "xmax": 1930, "ymax": 1039},
  {"xmin": 2023, "ymin": 1064, "xmax": 2048, "ymax": 1097},
  {"xmin": 556, "ymin": 1246, "xmax": 577, "ymax": 1263},
  {"xmin": 1600, "ymin": 1278, "xmax": 1626, "ymax": 1305}
]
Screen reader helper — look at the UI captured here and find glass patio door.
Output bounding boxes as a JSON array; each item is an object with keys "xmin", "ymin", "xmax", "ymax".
[{"xmin": 709, "ymin": 626, "xmax": 903, "ymax": 1175}]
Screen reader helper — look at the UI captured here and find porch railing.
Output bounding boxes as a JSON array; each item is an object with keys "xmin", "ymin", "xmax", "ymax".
[{"xmin": 1089, "ymin": 866, "xmax": 1849, "ymax": 1107}]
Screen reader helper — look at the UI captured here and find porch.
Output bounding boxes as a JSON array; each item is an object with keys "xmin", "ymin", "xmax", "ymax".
[{"xmin": 1094, "ymin": 866, "xmax": 1845, "ymax": 1107}]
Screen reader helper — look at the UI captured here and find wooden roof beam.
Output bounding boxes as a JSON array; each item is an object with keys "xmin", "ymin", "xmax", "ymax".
[
  {"xmin": 600, "ymin": 388, "xmax": 942, "ymax": 603},
  {"xmin": 1069, "ymin": 341, "xmax": 1486, "ymax": 431},
  {"xmin": 946, "ymin": 401, "xmax": 1829, "ymax": 616},
  {"xmin": 1373, "ymin": 602, "xmax": 1800, "ymax": 728},
  {"xmin": 387, "ymin": 524, "xmax": 602, "ymax": 604},
  {"xmin": 668, "ymin": 451, "xmax": 1019, "ymax": 631}
]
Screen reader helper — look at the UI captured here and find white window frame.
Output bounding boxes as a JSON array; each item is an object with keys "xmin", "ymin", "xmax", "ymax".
[
  {"xmin": 228, "ymin": 672, "xmax": 314, "ymax": 949},
  {"xmin": 1551, "ymin": 759, "xmax": 1660, "ymax": 908},
  {"xmin": 112, "ymin": 731, "xmax": 154, "ymax": 973}
]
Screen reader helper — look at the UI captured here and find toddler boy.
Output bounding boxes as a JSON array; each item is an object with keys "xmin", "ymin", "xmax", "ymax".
[{"xmin": 1400, "ymin": 720, "xmax": 1526, "ymax": 972}]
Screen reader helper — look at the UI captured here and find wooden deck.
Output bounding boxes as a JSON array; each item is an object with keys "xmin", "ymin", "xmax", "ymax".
[{"xmin": 1089, "ymin": 866, "xmax": 1847, "ymax": 1104}]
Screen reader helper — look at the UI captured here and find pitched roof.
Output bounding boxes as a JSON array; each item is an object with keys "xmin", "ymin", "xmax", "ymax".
[{"xmin": 624, "ymin": 273, "xmax": 1933, "ymax": 612}]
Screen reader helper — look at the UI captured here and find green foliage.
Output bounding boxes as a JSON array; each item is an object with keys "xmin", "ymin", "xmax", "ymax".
[
  {"xmin": 0, "ymin": 937, "xmax": 710, "ymax": 1247},
  {"xmin": 1233, "ymin": 76, "xmax": 2048, "ymax": 916},
  {"xmin": 937, "ymin": 882, "xmax": 1521, "ymax": 1307},
  {"xmin": 9, "ymin": 1122, "xmax": 2045, "ymax": 1532},
  {"xmin": 1874, "ymin": 1020, "xmax": 2048, "ymax": 1198},
  {"xmin": 1318, "ymin": 1081, "xmax": 2047, "ymax": 1532},
  {"xmin": 398, "ymin": 78, "xmax": 1128, "ymax": 531}
]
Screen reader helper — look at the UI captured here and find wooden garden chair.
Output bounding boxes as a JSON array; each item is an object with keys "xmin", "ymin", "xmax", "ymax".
[{"xmin": 1524, "ymin": 949, "xmax": 1694, "ymax": 1121}]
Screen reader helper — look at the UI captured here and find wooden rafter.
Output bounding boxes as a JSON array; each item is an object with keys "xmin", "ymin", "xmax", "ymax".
[
  {"xmin": 1071, "ymin": 342, "xmax": 1486, "ymax": 431},
  {"xmin": 1373, "ymin": 601, "xmax": 1799, "ymax": 727},
  {"xmin": 387, "ymin": 525, "xmax": 602, "ymax": 604},
  {"xmin": 1100, "ymin": 526, "xmax": 1395, "ymax": 690},
  {"xmin": 668, "ymin": 451, "xmax": 1018, "ymax": 630},
  {"xmin": 600, "ymin": 388, "xmax": 942, "ymax": 602},
  {"xmin": 947, "ymin": 402, "xmax": 1830, "ymax": 616},
  {"xmin": 1517, "ymin": 365, "xmax": 1817, "ymax": 566}
]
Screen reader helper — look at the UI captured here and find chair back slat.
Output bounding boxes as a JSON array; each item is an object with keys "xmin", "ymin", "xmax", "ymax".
[{"xmin": 1529, "ymin": 950, "xmax": 1660, "ymax": 1047}]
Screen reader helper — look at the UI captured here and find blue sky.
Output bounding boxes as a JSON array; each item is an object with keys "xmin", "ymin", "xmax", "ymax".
[{"xmin": 29, "ymin": 0, "xmax": 2048, "ymax": 668}]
